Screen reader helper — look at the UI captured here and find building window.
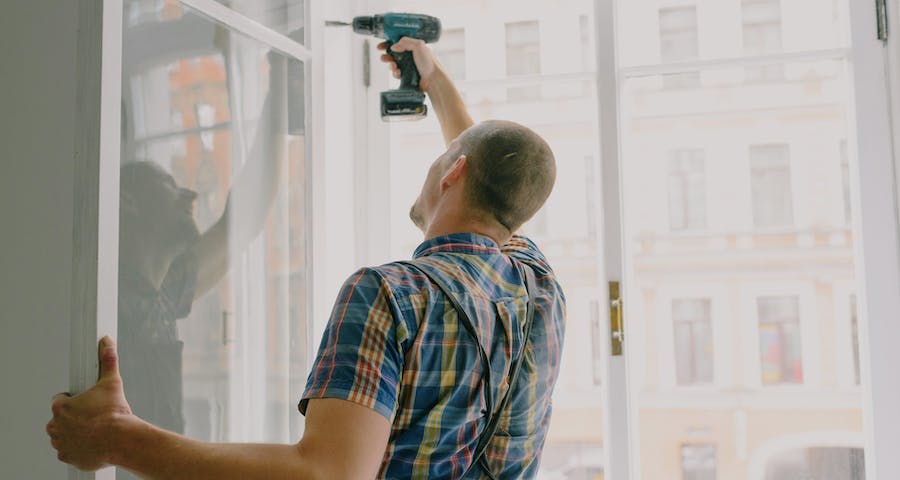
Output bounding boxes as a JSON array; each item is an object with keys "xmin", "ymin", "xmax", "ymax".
[
  {"xmin": 673, "ymin": 299, "xmax": 714, "ymax": 385},
  {"xmin": 758, "ymin": 296, "xmax": 803, "ymax": 385},
  {"xmin": 765, "ymin": 447, "xmax": 865, "ymax": 480},
  {"xmin": 742, "ymin": 0, "xmax": 784, "ymax": 82},
  {"xmin": 850, "ymin": 294, "xmax": 861, "ymax": 385},
  {"xmin": 434, "ymin": 28, "xmax": 466, "ymax": 81},
  {"xmin": 589, "ymin": 300, "xmax": 603, "ymax": 387},
  {"xmin": 659, "ymin": 6, "xmax": 700, "ymax": 88},
  {"xmin": 750, "ymin": 144, "xmax": 793, "ymax": 228},
  {"xmin": 668, "ymin": 149, "xmax": 707, "ymax": 231},
  {"xmin": 505, "ymin": 21, "xmax": 541, "ymax": 101},
  {"xmin": 682, "ymin": 444, "xmax": 717, "ymax": 480},
  {"xmin": 841, "ymin": 140, "xmax": 852, "ymax": 224}
]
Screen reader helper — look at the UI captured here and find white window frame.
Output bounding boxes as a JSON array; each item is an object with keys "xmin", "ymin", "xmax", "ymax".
[
  {"xmin": 612, "ymin": 0, "xmax": 900, "ymax": 476},
  {"xmin": 71, "ymin": 0, "xmax": 323, "ymax": 477},
  {"xmin": 847, "ymin": 0, "xmax": 900, "ymax": 477}
]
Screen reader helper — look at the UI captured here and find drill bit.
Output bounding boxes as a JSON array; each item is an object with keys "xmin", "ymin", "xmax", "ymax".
[{"xmin": 325, "ymin": 20, "xmax": 351, "ymax": 27}]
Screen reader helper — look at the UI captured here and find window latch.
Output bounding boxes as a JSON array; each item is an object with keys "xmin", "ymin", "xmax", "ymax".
[
  {"xmin": 877, "ymin": 0, "xmax": 889, "ymax": 42},
  {"xmin": 610, "ymin": 281, "xmax": 624, "ymax": 356}
]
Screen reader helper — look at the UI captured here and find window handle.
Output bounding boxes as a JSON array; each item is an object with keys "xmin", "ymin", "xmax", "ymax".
[{"xmin": 610, "ymin": 281, "xmax": 624, "ymax": 356}]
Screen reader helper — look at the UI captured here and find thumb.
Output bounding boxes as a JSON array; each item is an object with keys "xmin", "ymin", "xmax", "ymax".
[{"xmin": 97, "ymin": 336, "xmax": 120, "ymax": 381}]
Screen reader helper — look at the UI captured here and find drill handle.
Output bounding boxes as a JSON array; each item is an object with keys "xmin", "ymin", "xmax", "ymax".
[{"xmin": 387, "ymin": 42, "xmax": 421, "ymax": 91}]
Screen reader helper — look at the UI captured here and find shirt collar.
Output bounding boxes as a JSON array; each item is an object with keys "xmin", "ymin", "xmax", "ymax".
[{"xmin": 413, "ymin": 232, "xmax": 501, "ymax": 258}]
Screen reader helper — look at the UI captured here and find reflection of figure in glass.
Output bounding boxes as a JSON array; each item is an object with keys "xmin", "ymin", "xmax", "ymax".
[
  {"xmin": 116, "ymin": 55, "xmax": 287, "ymax": 436},
  {"xmin": 49, "ymin": 39, "xmax": 564, "ymax": 479}
]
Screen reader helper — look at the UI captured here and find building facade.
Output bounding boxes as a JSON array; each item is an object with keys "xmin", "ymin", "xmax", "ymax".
[{"xmin": 388, "ymin": 0, "xmax": 863, "ymax": 478}]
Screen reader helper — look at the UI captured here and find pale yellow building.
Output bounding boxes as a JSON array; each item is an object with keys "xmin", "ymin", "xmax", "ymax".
[{"xmin": 388, "ymin": 0, "xmax": 864, "ymax": 478}]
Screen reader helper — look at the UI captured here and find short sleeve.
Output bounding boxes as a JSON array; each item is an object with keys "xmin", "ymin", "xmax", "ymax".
[
  {"xmin": 161, "ymin": 252, "xmax": 198, "ymax": 319},
  {"xmin": 299, "ymin": 268, "xmax": 404, "ymax": 421}
]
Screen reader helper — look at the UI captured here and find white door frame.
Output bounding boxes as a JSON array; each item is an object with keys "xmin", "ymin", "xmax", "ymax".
[{"xmin": 847, "ymin": 0, "xmax": 900, "ymax": 478}]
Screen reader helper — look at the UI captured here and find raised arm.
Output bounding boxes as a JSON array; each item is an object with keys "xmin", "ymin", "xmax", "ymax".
[
  {"xmin": 379, "ymin": 38, "xmax": 474, "ymax": 146},
  {"xmin": 190, "ymin": 53, "xmax": 288, "ymax": 298}
]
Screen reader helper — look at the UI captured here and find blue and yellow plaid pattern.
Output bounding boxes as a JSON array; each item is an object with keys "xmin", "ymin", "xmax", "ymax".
[{"xmin": 300, "ymin": 233, "xmax": 566, "ymax": 479}]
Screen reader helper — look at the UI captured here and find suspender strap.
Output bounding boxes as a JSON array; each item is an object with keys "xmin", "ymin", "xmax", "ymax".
[{"xmin": 398, "ymin": 260, "xmax": 538, "ymax": 479}]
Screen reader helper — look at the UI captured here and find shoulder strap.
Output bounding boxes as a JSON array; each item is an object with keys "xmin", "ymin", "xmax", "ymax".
[{"xmin": 398, "ymin": 260, "xmax": 538, "ymax": 479}]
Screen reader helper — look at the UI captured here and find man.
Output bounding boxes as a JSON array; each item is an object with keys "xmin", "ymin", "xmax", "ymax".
[
  {"xmin": 47, "ymin": 37, "xmax": 565, "ymax": 479},
  {"xmin": 115, "ymin": 53, "xmax": 287, "ymax": 439}
]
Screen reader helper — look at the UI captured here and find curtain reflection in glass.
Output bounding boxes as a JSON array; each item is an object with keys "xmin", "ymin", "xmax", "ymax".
[{"xmin": 118, "ymin": 7, "xmax": 308, "ymax": 480}]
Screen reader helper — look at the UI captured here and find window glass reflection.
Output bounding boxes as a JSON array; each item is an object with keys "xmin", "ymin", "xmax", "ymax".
[
  {"xmin": 119, "ymin": 5, "xmax": 309, "ymax": 479},
  {"xmin": 213, "ymin": 0, "xmax": 306, "ymax": 41}
]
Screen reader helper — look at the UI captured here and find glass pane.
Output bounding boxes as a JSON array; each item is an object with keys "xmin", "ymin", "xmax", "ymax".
[
  {"xmin": 119, "ymin": 4, "xmax": 310, "ymax": 478},
  {"xmin": 214, "ymin": 0, "xmax": 306, "ymax": 41},
  {"xmin": 387, "ymin": 1, "xmax": 602, "ymax": 478},
  {"xmin": 618, "ymin": 0, "xmax": 864, "ymax": 477}
]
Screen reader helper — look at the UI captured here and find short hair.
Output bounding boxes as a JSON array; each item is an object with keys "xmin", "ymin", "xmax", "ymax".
[
  {"xmin": 459, "ymin": 120, "xmax": 556, "ymax": 232},
  {"xmin": 120, "ymin": 160, "xmax": 163, "ymax": 192}
]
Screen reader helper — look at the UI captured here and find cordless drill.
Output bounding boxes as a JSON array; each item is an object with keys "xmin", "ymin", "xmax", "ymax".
[{"xmin": 352, "ymin": 13, "xmax": 442, "ymax": 121}]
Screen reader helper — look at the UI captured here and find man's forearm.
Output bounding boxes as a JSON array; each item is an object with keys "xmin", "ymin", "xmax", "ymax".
[
  {"xmin": 111, "ymin": 418, "xmax": 319, "ymax": 480},
  {"xmin": 425, "ymin": 68, "xmax": 474, "ymax": 146}
]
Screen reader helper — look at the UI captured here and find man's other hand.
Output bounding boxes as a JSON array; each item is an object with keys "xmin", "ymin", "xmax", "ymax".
[
  {"xmin": 378, "ymin": 37, "xmax": 441, "ymax": 92},
  {"xmin": 47, "ymin": 336, "xmax": 134, "ymax": 471}
]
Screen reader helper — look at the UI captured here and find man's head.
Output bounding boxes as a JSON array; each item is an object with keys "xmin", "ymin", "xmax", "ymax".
[
  {"xmin": 119, "ymin": 161, "xmax": 200, "ymax": 257},
  {"xmin": 410, "ymin": 120, "xmax": 556, "ymax": 237}
]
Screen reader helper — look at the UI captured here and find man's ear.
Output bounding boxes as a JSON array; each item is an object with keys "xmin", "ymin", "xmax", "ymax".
[{"xmin": 440, "ymin": 155, "xmax": 467, "ymax": 192}]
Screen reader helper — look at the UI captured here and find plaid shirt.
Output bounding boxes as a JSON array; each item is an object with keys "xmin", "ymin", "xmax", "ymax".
[{"xmin": 300, "ymin": 233, "xmax": 566, "ymax": 479}]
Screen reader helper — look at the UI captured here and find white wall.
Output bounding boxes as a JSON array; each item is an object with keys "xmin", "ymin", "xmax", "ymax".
[{"xmin": 0, "ymin": 1, "xmax": 79, "ymax": 477}]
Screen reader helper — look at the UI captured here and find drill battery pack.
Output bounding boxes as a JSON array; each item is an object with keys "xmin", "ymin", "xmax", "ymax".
[{"xmin": 380, "ymin": 89, "xmax": 428, "ymax": 120}]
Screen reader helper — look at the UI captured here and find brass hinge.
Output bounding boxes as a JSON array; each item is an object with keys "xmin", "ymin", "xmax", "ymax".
[{"xmin": 609, "ymin": 281, "xmax": 624, "ymax": 356}]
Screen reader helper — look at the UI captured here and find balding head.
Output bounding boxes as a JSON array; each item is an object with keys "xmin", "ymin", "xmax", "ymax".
[{"xmin": 456, "ymin": 120, "xmax": 556, "ymax": 232}]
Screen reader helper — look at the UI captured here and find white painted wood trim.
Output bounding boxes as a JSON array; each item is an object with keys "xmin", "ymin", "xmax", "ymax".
[
  {"xmin": 593, "ymin": 0, "xmax": 632, "ymax": 479},
  {"xmin": 846, "ymin": 0, "xmax": 900, "ymax": 478},
  {"xmin": 306, "ymin": 0, "xmax": 324, "ymax": 395},
  {"xmin": 619, "ymin": 48, "xmax": 850, "ymax": 78},
  {"xmin": 887, "ymin": 0, "xmax": 900, "ymax": 228},
  {"xmin": 359, "ymin": 0, "xmax": 393, "ymax": 267},
  {"xmin": 180, "ymin": 0, "xmax": 313, "ymax": 62},
  {"xmin": 70, "ymin": 0, "xmax": 123, "ymax": 479}
]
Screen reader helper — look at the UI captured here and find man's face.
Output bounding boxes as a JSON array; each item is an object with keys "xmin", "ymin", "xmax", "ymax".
[
  {"xmin": 127, "ymin": 163, "xmax": 200, "ymax": 250},
  {"xmin": 410, "ymin": 138, "xmax": 464, "ymax": 232}
]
